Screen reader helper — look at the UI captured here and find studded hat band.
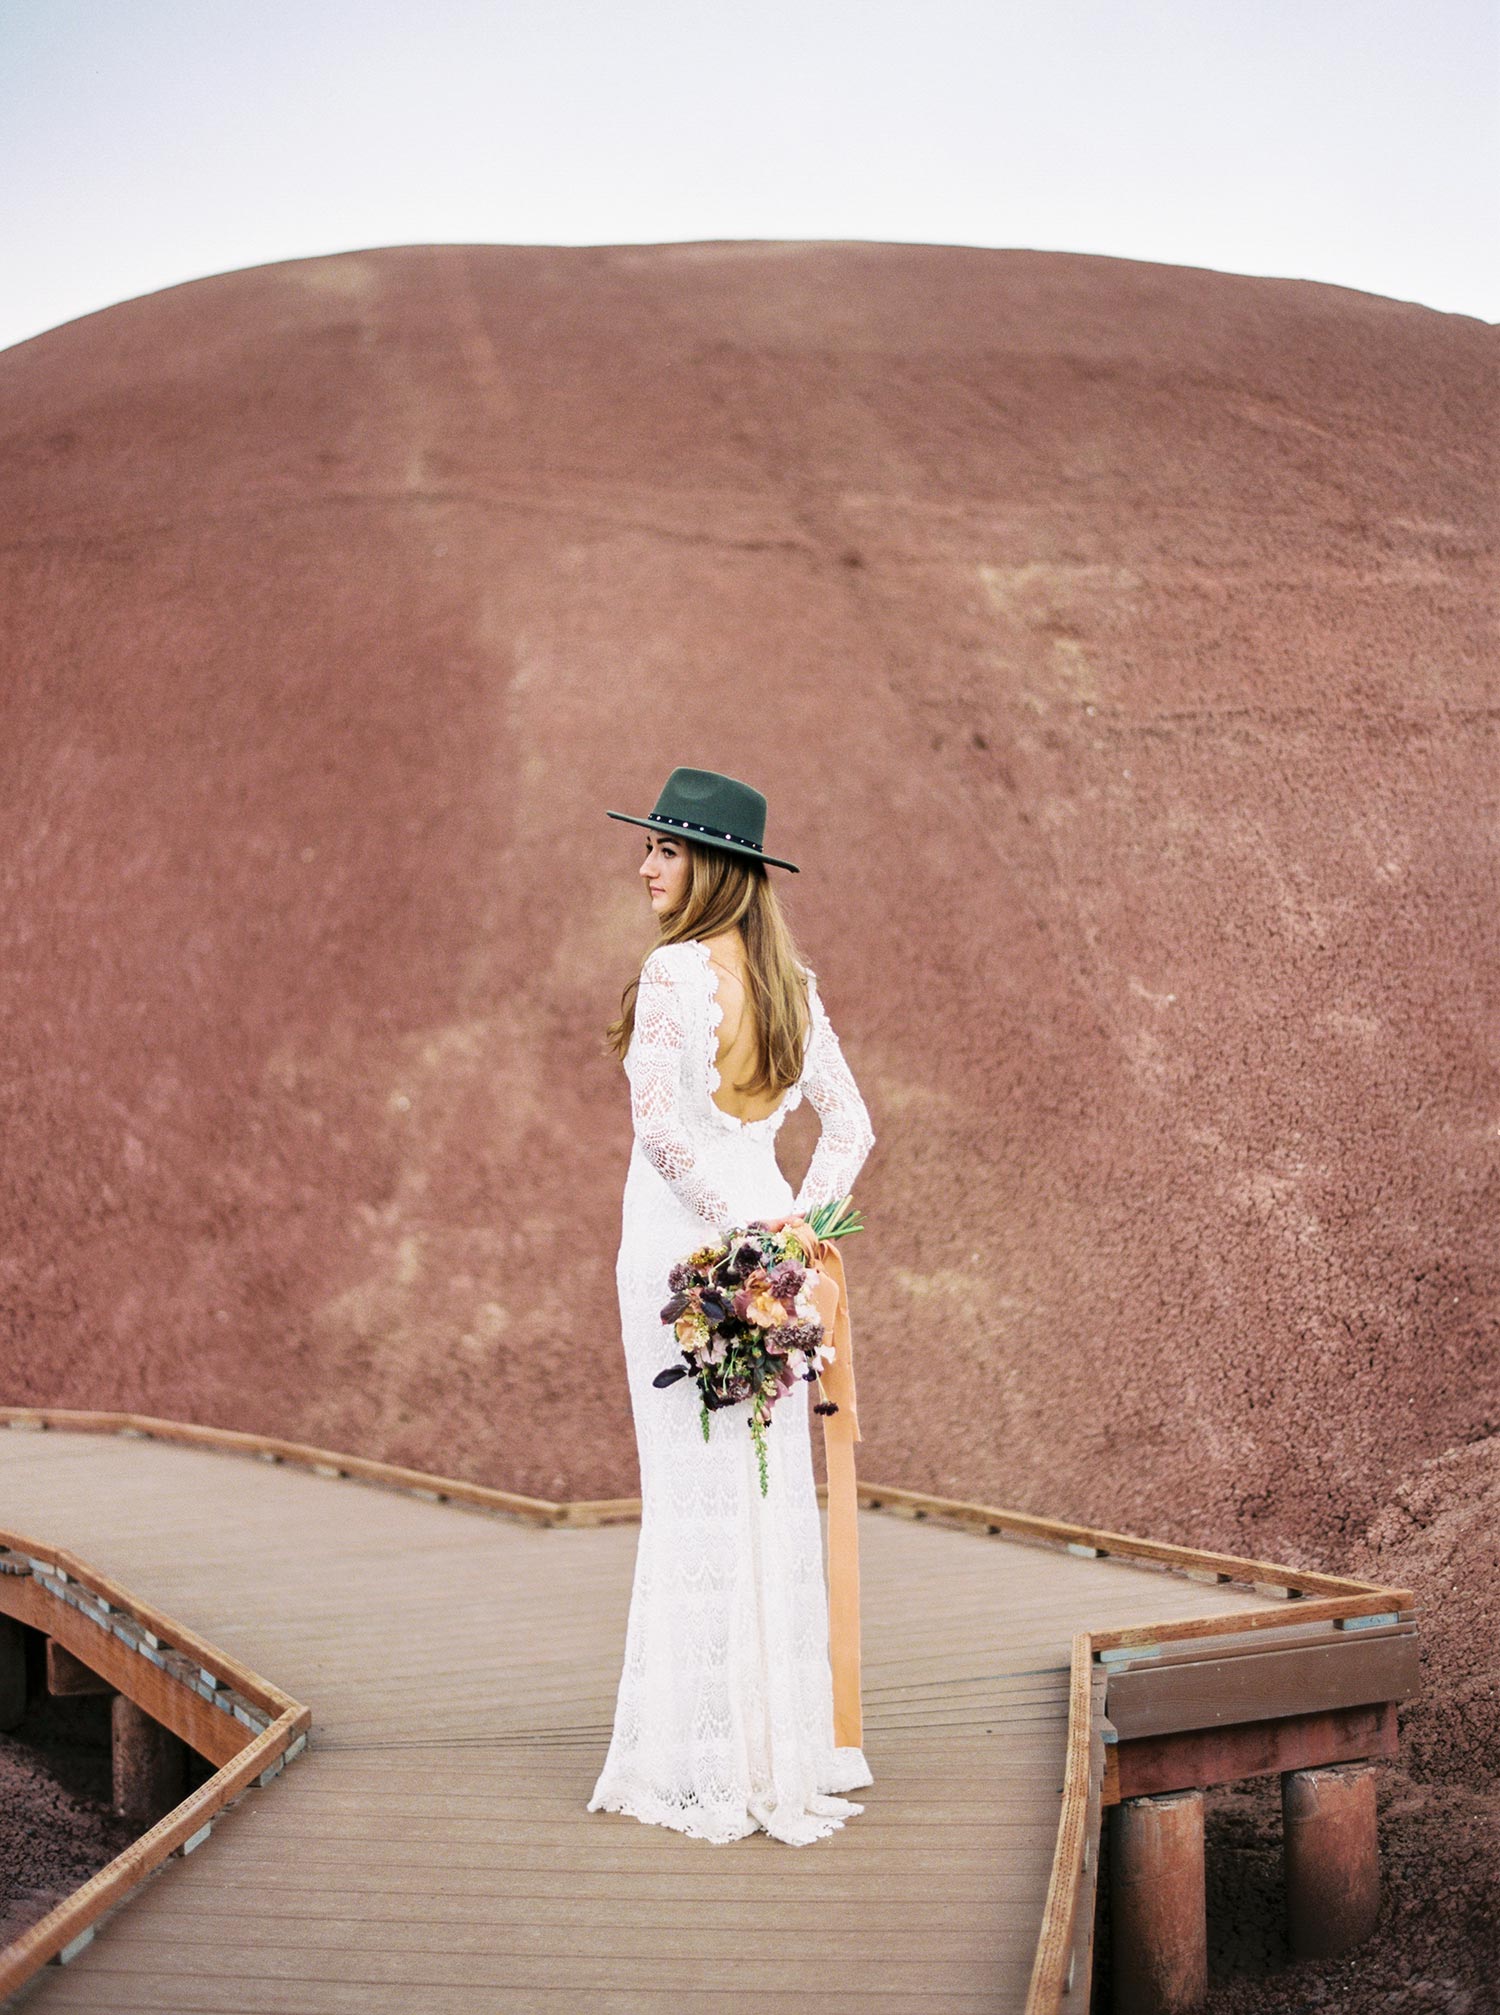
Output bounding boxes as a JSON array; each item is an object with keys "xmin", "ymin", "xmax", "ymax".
[
  {"xmin": 643, "ymin": 812, "xmax": 764, "ymax": 852},
  {"xmin": 605, "ymin": 766, "xmax": 799, "ymax": 873}
]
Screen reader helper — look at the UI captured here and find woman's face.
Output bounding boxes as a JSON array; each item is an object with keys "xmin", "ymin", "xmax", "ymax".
[{"xmin": 640, "ymin": 830, "xmax": 690, "ymax": 916}]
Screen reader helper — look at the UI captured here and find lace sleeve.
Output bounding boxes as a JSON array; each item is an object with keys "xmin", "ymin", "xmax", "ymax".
[
  {"xmin": 792, "ymin": 969, "xmax": 876, "ymax": 1216},
  {"xmin": 628, "ymin": 947, "xmax": 734, "ymax": 1231}
]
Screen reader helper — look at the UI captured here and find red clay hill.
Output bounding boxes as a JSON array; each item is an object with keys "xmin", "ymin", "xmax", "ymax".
[{"xmin": 1, "ymin": 245, "xmax": 1495, "ymax": 1838}]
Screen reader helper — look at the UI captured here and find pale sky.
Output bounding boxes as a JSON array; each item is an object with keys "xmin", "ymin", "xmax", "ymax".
[{"xmin": 2, "ymin": 0, "xmax": 1497, "ymax": 354}]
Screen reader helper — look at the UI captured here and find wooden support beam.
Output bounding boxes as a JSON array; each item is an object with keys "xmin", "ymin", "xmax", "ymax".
[
  {"xmin": 1107, "ymin": 1628, "xmax": 1418, "ymax": 1740},
  {"xmin": 1109, "ymin": 1699, "xmax": 1400, "ymax": 1803},
  {"xmin": 47, "ymin": 1636, "xmax": 115, "ymax": 1696},
  {"xmin": 1282, "ymin": 1760, "xmax": 1381, "ymax": 1958},
  {"xmin": 1109, "ymin": 1789, "xmax": 1207, "ymax": 2015}
]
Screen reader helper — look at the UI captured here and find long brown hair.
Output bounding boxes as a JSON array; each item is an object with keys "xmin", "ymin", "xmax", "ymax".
[{"xmin": 606, "ymin": 841, "xmax": 811, "ymax": 1098}]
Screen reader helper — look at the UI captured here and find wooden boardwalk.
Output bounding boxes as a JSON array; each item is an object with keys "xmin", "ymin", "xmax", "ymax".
[{"xmin": 0, "ymin": 1421, "xmax": 1411, "ymax": 2012}]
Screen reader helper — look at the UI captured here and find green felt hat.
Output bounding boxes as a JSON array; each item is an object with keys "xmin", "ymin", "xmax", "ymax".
[{"xmin": 606, "ymin": 766, "xmax": 799, "ymax": 873}]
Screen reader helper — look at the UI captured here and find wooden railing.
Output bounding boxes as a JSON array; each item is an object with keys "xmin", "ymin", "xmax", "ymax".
[{"xmin": 0, "ymin": 1518, "xmax": 310, "ymax": 1996}]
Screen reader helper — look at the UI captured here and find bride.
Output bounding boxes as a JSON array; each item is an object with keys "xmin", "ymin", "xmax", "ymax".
[{"xmin": 587, "ymin": 765, "xmax": 878, "ymax": 1845}]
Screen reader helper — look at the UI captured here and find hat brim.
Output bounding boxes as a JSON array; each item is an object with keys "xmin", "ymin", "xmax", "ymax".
[{"xmin": 606, "ymin": 809, "xmax": 798, "ymax": 873}]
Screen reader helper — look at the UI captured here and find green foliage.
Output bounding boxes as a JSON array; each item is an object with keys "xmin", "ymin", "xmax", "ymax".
[{"xmin": 804, "ymin": 1194, "xmax": 863, "ymax": 1241}]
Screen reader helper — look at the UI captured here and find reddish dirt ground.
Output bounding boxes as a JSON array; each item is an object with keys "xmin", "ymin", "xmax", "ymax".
[
  {"xmin": 0, "ymin": 243, "xmax": 1494, "ymax": 2001},
  {"xmin": 0, "ymin": 1695, "xmax": 138, "ymax": 1947}
]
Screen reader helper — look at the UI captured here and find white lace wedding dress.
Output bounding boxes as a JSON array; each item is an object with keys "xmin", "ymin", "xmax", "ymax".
[{"xmin": 587, "ymin": 936, "xmax": 877, "ymax": 1845}]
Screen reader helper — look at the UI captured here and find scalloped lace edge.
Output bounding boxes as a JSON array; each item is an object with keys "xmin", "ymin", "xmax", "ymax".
[
  {"xmin": 587, "ymin": 1746, "xmax": 874, "ymax": 1846},
  {"xmin": 686, "ymin": 938, "xmax": 804, "ymax": 1137}
]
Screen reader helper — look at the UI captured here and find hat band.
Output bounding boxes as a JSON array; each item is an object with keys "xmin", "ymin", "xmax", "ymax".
[{"xmin": 649, "ymin": 812, "xmax": 763, "ymax": 853}]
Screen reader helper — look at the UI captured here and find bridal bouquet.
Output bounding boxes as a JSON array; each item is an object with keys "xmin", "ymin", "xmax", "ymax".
[{"xmin": 652, "ymin": 1194, "xmax": 864, "ymax": 1496}]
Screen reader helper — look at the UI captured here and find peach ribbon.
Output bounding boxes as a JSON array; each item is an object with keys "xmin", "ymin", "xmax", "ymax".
[{"xmin": 799, "ymin": 1229, "xmax": 863, "ymax": 1749}]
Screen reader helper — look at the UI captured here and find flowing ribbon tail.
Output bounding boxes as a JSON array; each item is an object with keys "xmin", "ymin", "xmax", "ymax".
[{"xmin": 809, "ymin": 1236, "xmax": 862, "ymax": 1748}]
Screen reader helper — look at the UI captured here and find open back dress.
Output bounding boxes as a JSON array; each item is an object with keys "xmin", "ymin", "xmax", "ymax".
[{"xmin": 586, "ymin": 936, "xmax": 877, "ymax": 1844}]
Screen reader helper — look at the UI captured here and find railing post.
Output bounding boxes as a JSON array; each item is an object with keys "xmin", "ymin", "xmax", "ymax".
[
  {"xmin": 111, "ymin": 1694, "xmax": 188, "ymax": 1829},
  {"xmin": 1109, "ymin": 1788, "xmax": 1207, "ymax": 2014},
  {"xmin": 1281, "ymin": 1760, "xmax": 1380, "ymax": 1957}
]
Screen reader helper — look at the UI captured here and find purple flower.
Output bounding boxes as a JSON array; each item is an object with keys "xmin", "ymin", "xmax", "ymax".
[{"xmin": 767, "ymin": 1261, "xmax": 804, "ymax": 1312}]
